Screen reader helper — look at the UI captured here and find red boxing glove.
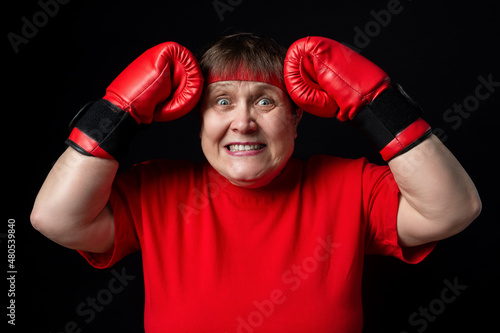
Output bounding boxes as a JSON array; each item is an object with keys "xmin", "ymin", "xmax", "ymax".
[
  {"xmin": 67, "ymin": 41, "xmax": 203, "ymax": 159},
  {"xmin": 284, "ymin": 36, "xmax": 431, "ymax": 161},
  {"xmin": 104, "ymin": 42, "xmax": 203, "ymax": 123}
]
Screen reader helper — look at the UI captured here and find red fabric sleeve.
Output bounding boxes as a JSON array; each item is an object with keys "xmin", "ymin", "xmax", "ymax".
[
  {"xmin": 77, "ymin": 168, "xmax": 142, "ymax": 269},
  {"xmin": 362, "ymin": 161, "xmax": 436, "ymax": 264}
]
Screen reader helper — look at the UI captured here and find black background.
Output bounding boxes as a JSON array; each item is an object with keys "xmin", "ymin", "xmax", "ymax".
[{"xmin": 5, "ymin": 0, "xmax": 500, "ymax": 332}]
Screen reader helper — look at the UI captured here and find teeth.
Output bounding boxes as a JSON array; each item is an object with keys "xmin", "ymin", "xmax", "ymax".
[{"xmin": 227, "ymin": 144, "xmax": 265, "ymax": 152}]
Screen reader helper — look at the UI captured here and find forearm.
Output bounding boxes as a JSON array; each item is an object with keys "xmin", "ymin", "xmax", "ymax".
[
  {"xmin": 389, "ymin": 135, "xmax": 481, "ymax": 245},
  {"xmin": 31, "ymin": 147, "xmax": 118, "ymax": 250}
]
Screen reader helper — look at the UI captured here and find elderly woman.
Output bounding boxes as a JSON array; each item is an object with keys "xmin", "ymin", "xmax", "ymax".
[{"xmin": 31, "ymin": 33, "xmax": 481, "ymax": 332}]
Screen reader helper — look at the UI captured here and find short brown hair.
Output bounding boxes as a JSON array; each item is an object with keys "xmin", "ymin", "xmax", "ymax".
[{"xmin": 198, "ymin": 32, "xmax": 287, "ymax": 90}]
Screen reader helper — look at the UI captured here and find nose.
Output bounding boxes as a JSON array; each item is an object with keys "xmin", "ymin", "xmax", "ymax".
[{"xmin": 230, "ymin": 104, "xmax": 258, "ymax": 134}]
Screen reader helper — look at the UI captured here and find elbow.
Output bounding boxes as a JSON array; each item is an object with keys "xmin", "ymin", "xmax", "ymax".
[
  {"xmin": 448, "ymin": 191, "xmax": 482, "ymax": 236},
  {"xmin": 30, "ymin": 205, "xmax": 48, "ymax": 234},
  {"xmin": 30, "ymin": 204, "xmax": 73, "ymax": 247},
  {"xmin": 467, "ymin": 191, "xmax": 482, "ymax": 224},
  {"xmin": 431, "ymin": 191, "xmax": 482, "ymax": 242},
  {"xmin": 30, "ymin": 203, "xmax": 60, "ymax": 237}
]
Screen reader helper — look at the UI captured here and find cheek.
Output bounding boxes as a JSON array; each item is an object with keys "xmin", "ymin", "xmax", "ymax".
[
  {"xmin": 260, "ymin": 112, "xmax": 297, "ymax": 144},
  {"xmin": 200, "ymin": 112, "xmax": 227, "ymax": 148}
]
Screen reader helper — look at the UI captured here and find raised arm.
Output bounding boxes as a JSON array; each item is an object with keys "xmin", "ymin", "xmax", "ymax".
[
  {"xmin": 31, "ymin": 148, "xmax": 118, "ymax": 253},
  {"xmin": 284, "ymin": 36, "xmax": 481, "ymax": 246},
  {"xmin": 31, "ymin": 41, "xmax": 203, "ymax": 253},
  {"xmin": 390, "ymin": 135, "xmax": 481, "ymax": 246}
]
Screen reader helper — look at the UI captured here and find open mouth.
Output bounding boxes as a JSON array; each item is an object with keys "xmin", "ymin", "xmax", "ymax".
[{"xmin": 225, "ymin": 144, "xmax": 266, "ymax": 152}]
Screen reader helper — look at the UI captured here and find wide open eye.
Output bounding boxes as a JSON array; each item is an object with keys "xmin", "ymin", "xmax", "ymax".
[
  {"xmin": 217, "ymin": 98, "xmax": 230, "ymax": 106},
  {"xmin": 257, "ymin": 98, "xmax": 274, "ymax": 106}
]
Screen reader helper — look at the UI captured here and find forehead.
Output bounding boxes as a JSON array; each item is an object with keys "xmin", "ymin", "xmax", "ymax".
[{"xmin": 205, "ymin": 81, "xmax": 284, "ymax": 95}]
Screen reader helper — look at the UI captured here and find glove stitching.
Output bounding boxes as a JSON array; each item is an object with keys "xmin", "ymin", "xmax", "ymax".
[
  {"xmin": 287, "ymin": 58, "xmax": 302, "ymax": 95},
  {"xmin": 171, "ymin": 59, "xmax": 189, "ymax": 106},
  {"xmin": 310, "ymin": 53, "xmax": 364, "ymax": 98},
  {"xmin": 128, "ymin": 60, "xmax": 173, "ymax": 109}
]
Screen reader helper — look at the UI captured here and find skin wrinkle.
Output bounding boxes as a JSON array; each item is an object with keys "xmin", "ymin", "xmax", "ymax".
[{"xmin": 200, "ymin": 81, "xmax": 301, "ymax": 189}]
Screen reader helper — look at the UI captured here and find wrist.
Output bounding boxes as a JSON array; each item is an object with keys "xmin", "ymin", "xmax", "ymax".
[
  {"xmin": 351, "ymin": 84, "xmax": 432, "ymax": 161},
  {"xmin": 65, "ymin": 99, "xmax": 139, "ymax": 160}
]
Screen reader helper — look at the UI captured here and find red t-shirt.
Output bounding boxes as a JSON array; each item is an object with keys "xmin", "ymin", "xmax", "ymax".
[{"xmin": 79, "ymin": 155, "xmax": 435, "ymax": 332}]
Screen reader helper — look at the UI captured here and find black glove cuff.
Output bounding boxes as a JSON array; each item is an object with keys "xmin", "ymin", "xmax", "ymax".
[
  {"xmin": 65, "ymin": 99, "xmax": 139, "ymax": 160},
  {"xmin": 352, "ymin": 84, "xmax": 431, "ymax": 160}
]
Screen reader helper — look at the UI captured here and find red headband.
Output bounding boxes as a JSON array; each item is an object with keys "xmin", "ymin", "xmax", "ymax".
[{"xmin": 205, "ymin": 65, "xmax": 286, "ymax": 91}]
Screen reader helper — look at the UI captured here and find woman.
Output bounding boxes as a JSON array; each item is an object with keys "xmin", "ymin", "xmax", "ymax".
[{"xmin": 31, "ymin": 33, "xmax": 481, "ymax": 332}]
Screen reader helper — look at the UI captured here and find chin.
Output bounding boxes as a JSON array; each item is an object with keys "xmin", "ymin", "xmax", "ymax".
[
  {"xmin": 227, "ymin": 171, "xmax": 268, "ymax": 187},
  {"xmin": 229, "ymin": 176, "xmax": 274, "ymax": 188},
  {"xmin": 224, "ymin": 163, "xmax": 281, "ymax": 188}
]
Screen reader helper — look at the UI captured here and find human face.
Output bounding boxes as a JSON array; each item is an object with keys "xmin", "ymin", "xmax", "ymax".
[{"xmin": 200, "ymin": 81, "xmax": 302, "ymax": 188}]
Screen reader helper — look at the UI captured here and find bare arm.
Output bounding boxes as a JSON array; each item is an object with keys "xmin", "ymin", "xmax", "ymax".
[
  {"xmin": 390, "ymin": 134, "xmax": 482, "ymax": 247},
  {"xmin": 31, "ymin": 148, "xmax": 118, "ymax": 253}
]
